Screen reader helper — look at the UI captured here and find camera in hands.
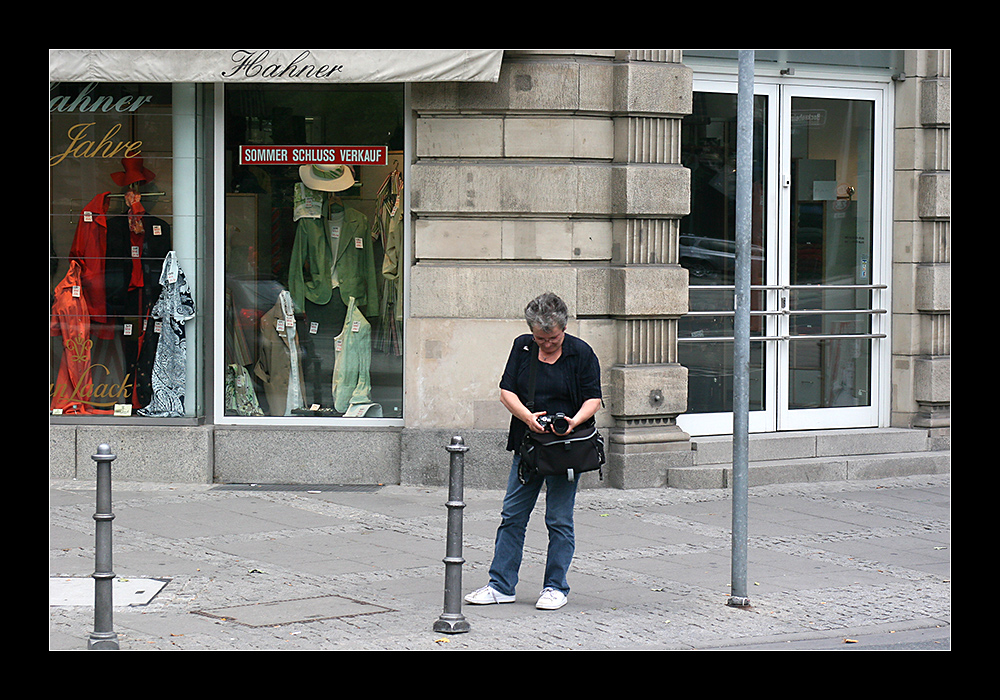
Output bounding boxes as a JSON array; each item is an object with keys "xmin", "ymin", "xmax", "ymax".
[{"xmin": 537, "ymin": 412, "xmax": 570, "ymax": 434}]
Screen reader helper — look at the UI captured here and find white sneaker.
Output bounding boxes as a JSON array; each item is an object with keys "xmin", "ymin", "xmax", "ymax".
[
  {"xmin": 535, "ymin": 587, "xmax": 568, "ymax": 610},
  {"xmin": 464, "ymin": 585, "xmax": 515, "ymax": 605}
]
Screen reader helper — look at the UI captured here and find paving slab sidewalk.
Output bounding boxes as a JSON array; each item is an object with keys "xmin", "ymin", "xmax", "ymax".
[{"xmin": 49, "ymin": 474, "xmax": 951, "ymax": 651}]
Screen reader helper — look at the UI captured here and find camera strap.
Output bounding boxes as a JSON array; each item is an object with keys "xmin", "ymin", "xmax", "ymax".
[{"xmin": 525, "ymin": 340, "xmax": 538, "ymax": 412}]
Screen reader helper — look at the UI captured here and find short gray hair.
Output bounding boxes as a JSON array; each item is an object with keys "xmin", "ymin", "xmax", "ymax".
[{"xmin": 525, "ymin": 292, "xmax": 568, "ymax": 332}]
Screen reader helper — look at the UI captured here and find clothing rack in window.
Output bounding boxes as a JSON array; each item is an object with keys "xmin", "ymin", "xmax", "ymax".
[{"xmin": 107, "ymin": 191, "xmax": 166, "ymax": 197}]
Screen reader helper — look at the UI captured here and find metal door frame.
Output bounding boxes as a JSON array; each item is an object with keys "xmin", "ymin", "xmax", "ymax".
[{"xmin": 678, "ymin": 75, "xmax": 893, "ymax": 436}]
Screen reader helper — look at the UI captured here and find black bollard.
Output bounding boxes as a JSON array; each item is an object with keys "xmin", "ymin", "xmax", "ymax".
[
  {"xmin": 433, "ymin": 436, "xmax": 471, "ymax": 634},
  {"xmin": 88, "ymin": 444, "xmax": 119, "ymax": 650}
]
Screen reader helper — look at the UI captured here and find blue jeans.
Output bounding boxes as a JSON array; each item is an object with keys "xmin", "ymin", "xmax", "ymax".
[{"xmin": 488, "ymin": 454, "xmax": 579, "ymax": 597}]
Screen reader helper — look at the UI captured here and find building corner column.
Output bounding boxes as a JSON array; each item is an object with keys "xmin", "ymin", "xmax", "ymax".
[
  {"xmin": 892, "ymin": 50, "xmax": 951, "ymax": 434},
  {"xmin": 603, "ymin": 50, "xmax": 694, "ymax": 488}
]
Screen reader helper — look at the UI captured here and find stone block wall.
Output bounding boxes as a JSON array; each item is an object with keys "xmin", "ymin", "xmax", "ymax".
[{"xmin": 406, "ymin": 50, "xmax": 694, "ymax": 488}]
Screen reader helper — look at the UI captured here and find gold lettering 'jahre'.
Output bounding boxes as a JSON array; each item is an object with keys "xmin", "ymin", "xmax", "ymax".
[{"xmin": 50, "ymin": 123, "xmax": 142, "ymax": 167}]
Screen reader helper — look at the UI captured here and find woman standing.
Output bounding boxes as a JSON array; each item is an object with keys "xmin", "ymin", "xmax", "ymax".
[{"xmin": 465, "ymin": 292, "xmax": 602, "ymax": 610}]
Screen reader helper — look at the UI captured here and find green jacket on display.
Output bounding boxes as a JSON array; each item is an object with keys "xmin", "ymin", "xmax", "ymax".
[
  {"xmin": 332, "ymin": 296, "xmax": 373, "ymax": 413},
  {"xmin": 288, "ymin": 204, "xmax": 378, "ymax": 318}
]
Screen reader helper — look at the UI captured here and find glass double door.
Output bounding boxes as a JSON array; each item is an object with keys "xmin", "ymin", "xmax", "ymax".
[{"xmin": 677, "ymin": 80, "xmax": 889, "ymax": 436}]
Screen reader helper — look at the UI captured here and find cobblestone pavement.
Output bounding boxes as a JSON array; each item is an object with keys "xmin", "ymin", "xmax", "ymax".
[{"xmin": 49, "ymin": 474, "xmax": 951, "ymax": 650}]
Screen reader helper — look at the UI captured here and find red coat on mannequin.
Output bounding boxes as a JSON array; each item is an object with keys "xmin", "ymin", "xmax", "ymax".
[{"xmin": 67, "ymin": 192, "xmax": 114, "ymax": 340}]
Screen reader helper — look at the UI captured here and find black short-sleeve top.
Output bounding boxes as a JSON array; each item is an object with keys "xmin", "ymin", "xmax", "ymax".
[{"xmin": 499, "ymin": 332, "xmax": 602, "ymax": 452}]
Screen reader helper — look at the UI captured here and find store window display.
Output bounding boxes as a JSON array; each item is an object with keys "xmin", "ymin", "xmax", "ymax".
[
  {"xmin": 224, "ymin": 84, "xmax": 404, "ymax": 419},
  {"xmin": 49, "ymin": 82, "xmax": 196, "ymax": 417}
]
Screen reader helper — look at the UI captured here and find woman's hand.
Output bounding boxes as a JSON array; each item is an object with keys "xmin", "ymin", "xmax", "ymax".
[
  {"xmin": 501, "ymin": 389, "xmax": 549, "ymax": 433},
  {"xmin": 501, "ymin": 391, "xmax": 601, "ymax": 436},
  {"xmin": 527, "ymin": 411, "xmax": 549, "ymax": 433}
]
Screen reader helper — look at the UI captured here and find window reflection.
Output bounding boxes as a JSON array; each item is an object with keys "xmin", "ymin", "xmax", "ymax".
[
  {"xmin": 787, "ymin": 96, "xmax": 875, "ymax": 410},
  {"xmin": 679, "ymin": 92, "xmax": 768, "ymax": 414}
]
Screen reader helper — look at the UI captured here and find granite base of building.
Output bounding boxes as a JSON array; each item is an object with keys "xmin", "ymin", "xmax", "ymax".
[
  {"xmin": 49, "ymin": 424, "xmax": 949, "ymax": 491},
  {"xmin": 606, "ymin": 438, "xmax": 696, "ymax": 489},
  {"xmin": 666, "ymin": 427, "xmax": 951, "ymax": 489},
  {"xmin": 49, "ymin": 423, "xmax": 214, "ymax": 483}
]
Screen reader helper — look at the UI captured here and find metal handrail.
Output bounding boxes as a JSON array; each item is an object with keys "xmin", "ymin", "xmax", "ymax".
[
  {"xmin": 685, "ymin": 308, "xmax": 886, "ymax": 317},
  {"xmin": 679, "ymin": 333, "xmax": 887, "ymax": 343},
  {"xmin": 786, "ymin": 308, "xmax": 887, "ymax": 315},
  {"xmin": 691, "ymin": 284, "xmax": 888, "ymax": 291},
  {"xmin": 681, "ymin": 283, "xmax": 888, "ymax": 341}
]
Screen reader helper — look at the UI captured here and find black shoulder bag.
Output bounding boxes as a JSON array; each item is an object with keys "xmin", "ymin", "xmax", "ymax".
[{"xmin": 517, "ymin": 342, "xmax": 605, "ymax": 484}]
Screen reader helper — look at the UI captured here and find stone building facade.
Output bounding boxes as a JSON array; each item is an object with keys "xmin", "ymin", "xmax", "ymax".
[{"xmin": 48, "ymin": 49, "xmax": 950, "ymax": 488}]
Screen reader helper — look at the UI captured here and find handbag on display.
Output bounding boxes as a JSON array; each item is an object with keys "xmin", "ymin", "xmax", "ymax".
[
  {"xmin": 225, "ymin": 364, "xmax": 264, "ymax": 416},
  {"xmin": 517, "ymin": 342, "xmax": 605, "ymax": 484}
]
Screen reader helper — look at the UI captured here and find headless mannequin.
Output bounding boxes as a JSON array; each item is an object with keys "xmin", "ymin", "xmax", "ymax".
[
  {"xmin": 302, "ymin": 192, "xmax": 349, "ymax": 410},
  {"xmin": 290, "ymin": 165, "xmax": 377, "ymax": 415}
]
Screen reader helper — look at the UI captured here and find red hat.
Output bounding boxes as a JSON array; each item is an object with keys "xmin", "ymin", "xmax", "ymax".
[{"xmin": 111, "ymin": 157, "xmax": 156, "ymax": 187}]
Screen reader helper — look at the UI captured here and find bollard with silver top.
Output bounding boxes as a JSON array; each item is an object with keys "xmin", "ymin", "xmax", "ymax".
[
  {"xmin": 433, "ymin": 436, "xmax": 471, "ymax": 634},
  {"xmin": 89, "ymin": 443, "xmax": 119, "ymax": 650}
]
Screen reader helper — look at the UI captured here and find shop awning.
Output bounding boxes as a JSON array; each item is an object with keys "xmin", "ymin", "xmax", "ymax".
[{"xmin": 49, "ymin": 49, "xmax": 504, "ymax": 84}]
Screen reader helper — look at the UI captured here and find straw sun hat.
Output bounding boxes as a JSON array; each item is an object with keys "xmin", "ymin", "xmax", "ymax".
[{"xmin": 299, "ymin": 164, "xmax": 355, "ymax": 192}]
